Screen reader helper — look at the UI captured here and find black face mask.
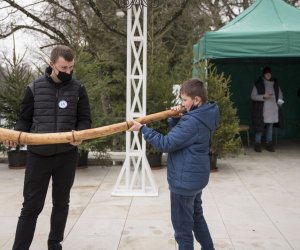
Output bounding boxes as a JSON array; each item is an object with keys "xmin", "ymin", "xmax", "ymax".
[{"xmin": 57, "ymin": 70, "xmax": 73, "ymax": 82}]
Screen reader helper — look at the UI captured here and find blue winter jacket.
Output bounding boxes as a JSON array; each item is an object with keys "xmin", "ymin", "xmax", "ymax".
[{"xmin": 141, "ymin": 102, "xmax": 219, "ymax": 195}]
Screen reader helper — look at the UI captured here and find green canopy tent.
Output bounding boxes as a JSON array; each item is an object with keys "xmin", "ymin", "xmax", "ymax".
[{"xmin": 194, "ymin": 0, "xmax": 300, "ymax": 140}]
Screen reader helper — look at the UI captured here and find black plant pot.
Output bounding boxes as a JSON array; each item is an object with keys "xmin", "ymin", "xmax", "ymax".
[
  {"xmin": 209, "ymin": 153, "xmax": 218, "ymax": 172},
  {"xmin": 7, "ymin": 150, "xmax": 27, "ymax": 169},
  {"xmin": 77, "ymin": 150, "xmax": 89, "ymax": 169},
  {"xmin": 147, "ymin": 154, "xmax": 163, "ymax": 170}
]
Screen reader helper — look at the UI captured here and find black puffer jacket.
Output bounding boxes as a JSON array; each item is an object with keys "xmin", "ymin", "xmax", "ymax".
[{"xmin": 15, "ymin": 67, "xmax": 91, "ymax": 156}]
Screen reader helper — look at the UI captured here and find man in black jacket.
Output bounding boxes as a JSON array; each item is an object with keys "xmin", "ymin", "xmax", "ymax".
[{"xmin": 3, "ymin": 45, "xmax": 91, "ymax": 250}]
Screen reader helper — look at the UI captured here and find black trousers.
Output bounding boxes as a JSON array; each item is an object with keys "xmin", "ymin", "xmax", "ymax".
[{"xmin": 12, "ymin": 148, "xmax": 78, "ymax": 250}]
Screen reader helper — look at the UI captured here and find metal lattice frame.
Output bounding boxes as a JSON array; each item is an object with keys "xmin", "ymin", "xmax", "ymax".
[{"xmin": 112, "ymin": 4, "xmax": 158, "ymax": 196}]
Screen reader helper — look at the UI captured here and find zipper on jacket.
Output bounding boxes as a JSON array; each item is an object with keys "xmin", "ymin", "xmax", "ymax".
[
  {"xmin": 55, "ymin": 88, "xmax": 59, "ymax": 132},
  {"xmin": 54, "ymin": 88, "xmax": 59, "ymax": 154}
]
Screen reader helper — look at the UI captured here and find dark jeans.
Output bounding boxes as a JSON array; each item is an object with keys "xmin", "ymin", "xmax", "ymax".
[
  {"xmin": 12, "ymin": 148, "xmax": 78, "ymax": 250},
  {"xmin": 170, "ymin": 191, "xmax": 214, "ymax": 250},
  {"xmin": 255, "ymin": 123, "xmax": 274, "ymax": 143}
]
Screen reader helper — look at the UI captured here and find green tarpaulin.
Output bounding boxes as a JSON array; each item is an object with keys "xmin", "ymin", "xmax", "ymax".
[
  {"xmin": 194, "ymin": 0, "xmax": 300, "ymax": 60},
  {"xmin": 193, "ymin": 0, "xmax": 300, "ymax": 140}
]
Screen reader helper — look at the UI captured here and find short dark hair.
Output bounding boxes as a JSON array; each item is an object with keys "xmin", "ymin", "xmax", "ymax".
[
  {"xmin": 262, "ymin": 66, "xmax": 272, "ymax": 75},
  {"xmin": 50, "ymin": 45, "xmax": 74, "ymax": 63},
  {"xmin": 180, "ymin": 78, "xmax": 208, "ymax": 103}
]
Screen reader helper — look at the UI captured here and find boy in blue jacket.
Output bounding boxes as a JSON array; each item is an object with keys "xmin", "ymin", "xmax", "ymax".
[{"xmin": 130, "ymin": 78, "xmax": 219, "ymax": 250}]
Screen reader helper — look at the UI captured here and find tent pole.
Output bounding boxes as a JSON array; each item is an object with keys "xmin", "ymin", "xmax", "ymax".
[{"xmin": 205, "ymin": 59, "xmax": 208, "ymax": 87}]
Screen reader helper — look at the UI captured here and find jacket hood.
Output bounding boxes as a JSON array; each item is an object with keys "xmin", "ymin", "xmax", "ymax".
[{"xmin": 188, "ymin": 101, "xmax": 219, "ymax": 131}]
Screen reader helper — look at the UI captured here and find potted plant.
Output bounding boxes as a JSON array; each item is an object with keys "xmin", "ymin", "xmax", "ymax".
[
  {"xmin": 196, "ymin": 63, "xmax": 241, "ymax": 171},
  {"xmin": 0, "ymin": 49, "xmax": 34, "ymax": 168},
  {"xmin": 143, "ymin": 121, "xmax": 167, "ymax": 169},
  {"xmin": 77, "ymin": 146, "xmax": 89, "ymax": 169}
]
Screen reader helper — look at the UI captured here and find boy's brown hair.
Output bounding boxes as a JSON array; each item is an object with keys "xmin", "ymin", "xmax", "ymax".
[
  {"xmin": 50, "ymin": 45, "xmax": 74, "ymax": 63},
  {"xmin": 180, "ymin": 78, "xmax": 208, "ymax": 103}
]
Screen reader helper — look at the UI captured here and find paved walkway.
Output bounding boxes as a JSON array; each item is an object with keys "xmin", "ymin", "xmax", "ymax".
[{"xmin": 0, "ymin": 142, "xmax": 299, "ymax": 250}]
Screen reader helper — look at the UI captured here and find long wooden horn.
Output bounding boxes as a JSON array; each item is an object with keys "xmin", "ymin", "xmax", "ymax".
[{"xmin": 0, "ymin": 109, "xmax": 181, "ymax": 145}]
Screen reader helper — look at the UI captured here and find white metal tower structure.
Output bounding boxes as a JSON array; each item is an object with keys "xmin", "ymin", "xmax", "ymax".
[{"xmin": 112, "ymin": 2, "xmax": 158, "ymax": 196}]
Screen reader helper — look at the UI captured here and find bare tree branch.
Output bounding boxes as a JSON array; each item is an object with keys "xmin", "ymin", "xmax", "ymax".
[
  {"xmin": 46, "ymin": 0, "xmax": 76, "ymax": 16},
  {"xmin": 3, "ymin": 0, "xmax": 70, "ymax": 44},
  {"xmin": 69, "ymin": 0, "xmax": 89, "ymax": 32},
  {"xmin": 0, "ymin": 25, "xmax": 59, "ymax": 42},
  {"xmin": 4, "ymin": 0, "xmax": 296, "ymax": 57},
  {"xmin": 287, "ymin": 0, "xmax": 300, "ymax": 7},
  {"xmin": 86, "ymin": 0, "xmax": 126, "ymax": 37},
  {"xmin": 154, "ymin": 0, "xmax": 191, "ymax": 38},
  {"xmin": 221, "ymin": 0, "xmax": 241, "ymax": 20}
]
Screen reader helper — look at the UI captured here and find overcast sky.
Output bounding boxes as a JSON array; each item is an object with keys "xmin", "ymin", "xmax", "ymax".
[
  {"xmin": 0, "ymin": 0, "xmax": 45, "ymax": 65},
  {"xmin": 0, "ymin": 30, "xmax": 36, "ymax": 57}
]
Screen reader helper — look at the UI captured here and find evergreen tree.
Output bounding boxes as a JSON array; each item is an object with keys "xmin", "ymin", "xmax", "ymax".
[
  {"xmin": 0, "ymin": 50, "xmax": 33, "ymax": 129},
  {"xmin": 73, "ymin": 49, "xmax": 126, "ymax": 160},
  {"xmin": 196, "ymin": 62, "xmax": 241, "ymax": 157}
]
